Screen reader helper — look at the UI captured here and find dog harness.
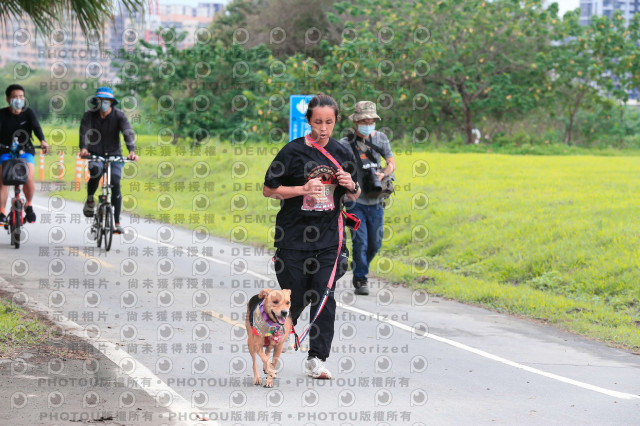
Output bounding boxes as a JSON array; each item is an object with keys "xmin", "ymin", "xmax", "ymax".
[{"xmin": 250, "ymin": 300, "xmax": 285, "ymax": 346}]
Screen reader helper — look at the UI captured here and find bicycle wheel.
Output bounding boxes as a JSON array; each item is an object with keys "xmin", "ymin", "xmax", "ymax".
[
  {"xmin": 10, "ymin": 208, "xmax": 21, "ymax": 249},
  {"xmin": 96, "ymin": 206, "xmax": 103, "ymax": 248},
  {"xmin": 9, "ymin": 210, "xmax": 15, "ymax": 247},
  {"xmin": 104, "ymin": 205, "xmax": 114, "ymax": 251}
]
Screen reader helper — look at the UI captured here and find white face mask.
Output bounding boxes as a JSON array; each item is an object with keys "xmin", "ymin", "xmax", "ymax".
[
  {"xmin": 358, "ymin": 124, "xmax": 375, "ymax": 137},
  {"xmin": 100, "ymin": 100, "xmax": 111, "ymax": 112},
  {"xmin": 10, "ymin": 98, "xmax": 25, "ymax": 110}
]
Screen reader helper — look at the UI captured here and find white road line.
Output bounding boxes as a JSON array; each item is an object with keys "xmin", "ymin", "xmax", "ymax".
[
  {"xmin": 29, "ymin": 202, "xmax": 640, "ymax": 401},
  {"xmin": 0, "ymin": 278, "xmax": 218, "ymax": 426},
  {"xmin": 338, "ymin": 303, "xmax": 640, "ymax": 400},
  {"xmin": 136, "ymin": 234, "xmax": 270, "ymax": 280}
]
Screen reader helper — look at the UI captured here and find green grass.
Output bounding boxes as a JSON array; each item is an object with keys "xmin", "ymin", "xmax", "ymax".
[
  {"xmin": 39, "ymin": 125, "xmax": 640, "ymax": 351},
  {"xmin": 0, "ymin": 298, "xmax": 49, "ymax": 356}
]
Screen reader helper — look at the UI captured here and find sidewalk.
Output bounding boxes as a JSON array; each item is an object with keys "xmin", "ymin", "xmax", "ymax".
[{"xmin": 0, "ymin": 294, "xmax": 178, "ymax": 426}]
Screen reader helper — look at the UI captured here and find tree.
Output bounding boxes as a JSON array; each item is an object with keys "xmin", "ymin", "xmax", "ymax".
[
  {"xmin": 0, "ymin": 0, "xmax": 145, "ymax": 38},
  {"xmin": 210, "ymin": 0, "xmax": 347, "ymax": 63},
  {"xmin": 423, "ymin": 0, "xmax": 553, "ymax": 144},
  {"xmin": 252, "ymin": 0, "xmax": 553, "ymax": 144},
  {"xmin": 544, "ymin": 10, "xmax": 640, "ymax": 144},
  {"xmin": 114, "ymin": 28, "xmax": 273, "ymax": 142}
]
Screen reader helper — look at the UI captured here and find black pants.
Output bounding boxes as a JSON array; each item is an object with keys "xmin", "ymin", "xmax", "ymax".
[
  {"xmin": 274, "ymin": 245, "xmax": 349, "ymax": 360},
  {"xmin": 87, "ymin": 162, "xmax": 122, "ymax": 224}
]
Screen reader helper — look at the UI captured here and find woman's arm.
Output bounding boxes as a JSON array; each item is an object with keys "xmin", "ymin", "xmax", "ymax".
[
  {"xmin": 263, "ymin": 178, "xmax": 325, "ymax": 199},
  {"xmin": 336, "ymin": 169, "xmax": 360, "ymax": 201}
]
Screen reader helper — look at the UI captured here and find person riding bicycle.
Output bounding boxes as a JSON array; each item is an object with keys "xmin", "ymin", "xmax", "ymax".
[
  {"xmin": 0, "ymin": 84, "xmax": 50, "ymax": 224},
  {"xmin": 80, "ymin": 86, "xmax": 137, "ymax": 234}
]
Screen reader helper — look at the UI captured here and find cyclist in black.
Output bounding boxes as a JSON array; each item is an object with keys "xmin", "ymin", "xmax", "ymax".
[
  {"xmin": 0, "ymin": 84, "xmax": 50, "ymax": 223},
  {"xmin": 79, "ymin": 86, "xmax": 137, "ymax": 234}
]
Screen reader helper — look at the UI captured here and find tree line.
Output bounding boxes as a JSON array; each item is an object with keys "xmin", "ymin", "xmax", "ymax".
[{"xmin": 5, "ymin": 0, "xmax": 640, "ymax": 147}]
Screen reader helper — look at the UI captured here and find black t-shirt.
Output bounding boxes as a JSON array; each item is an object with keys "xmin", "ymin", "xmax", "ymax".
[
  {"xmin": 264, "ymin": 137, "xmax": 358, "ymax": 250},
  {"xmin": 0, "ymin": 107, "xmax": 45, "ymax": 155}
]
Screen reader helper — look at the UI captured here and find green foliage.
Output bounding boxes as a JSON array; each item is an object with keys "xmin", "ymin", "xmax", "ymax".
[
  {"xmin": 0, "ymin": 0, "xmax": 145, "ymax": 39},
  {"xmin": 210, "ymin": 0, "xmax": 345, "ymax": 62},
  {"xmin": 115, "ymin": 29, "xmax": 273, "ymax": 142},
  {"xmin": 542, "ymin": 10, "xmax": 640, "ymax": 144},
  {"xmin": 107, "ymin": 0, "xmax": 640, "ymax": 148},
  {"xmin": 47, "ymin": 128, "xmax": 640, "ymax": 349},
  {"xmin": 0, "ymin": 298, "xmax": 48, "ymax": 355}
]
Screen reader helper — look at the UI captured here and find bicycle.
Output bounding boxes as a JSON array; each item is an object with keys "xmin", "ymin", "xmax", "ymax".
[
  {"xmin": 84, "ymin": 154, "xmax": 132, "ymax": 251},
  {"xmin": 2, "ymin": 137, "xmax": 43, "ymax": 249}
]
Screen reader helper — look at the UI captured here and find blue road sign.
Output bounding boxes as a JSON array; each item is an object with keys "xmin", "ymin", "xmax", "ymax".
[{"xmin": 289, "ymin": 95, "xmax": 314, "ymax": 141}]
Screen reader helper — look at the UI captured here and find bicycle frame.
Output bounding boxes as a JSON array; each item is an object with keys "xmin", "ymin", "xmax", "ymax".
[
  {"xmin": 6, "ymin": 183, "xmax": 24, "ymax": 248},
  {"xmin": 87, "ymin": 155, "xmax": 128, "ymax": 251},
  {"xmin": 98, "ymin": 157, "xmax": 115, "ymax": 204},
  {"xmin": 3, "ymin": 139, "xmax": 41, "ymax": 249}
]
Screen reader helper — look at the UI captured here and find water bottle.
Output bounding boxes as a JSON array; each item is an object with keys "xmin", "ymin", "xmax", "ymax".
[{"xmin": 10, "ymin": 137, "xmax": 18, "ymax": 152}]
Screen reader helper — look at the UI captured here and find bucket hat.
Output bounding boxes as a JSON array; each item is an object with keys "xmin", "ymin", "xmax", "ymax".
[
  {"xmin": 348, "ymin": 101, "xmax": 380, "ymax": 122},
  {"xmin": 94, "ymin": 86, "xmax": 119, "ymax": 105}
]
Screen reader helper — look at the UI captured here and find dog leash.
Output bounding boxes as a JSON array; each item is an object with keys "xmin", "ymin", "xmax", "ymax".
[{"xmin": 293, "ymin": 136, "xmax": 346, "ymax": 348}]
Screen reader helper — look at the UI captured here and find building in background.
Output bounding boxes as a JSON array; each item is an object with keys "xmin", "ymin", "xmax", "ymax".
[
  {"xmin": 0, "ymin": 1, "xmax": 223, "ymax": 81},
  {"xmin": 579, "ymin": 0, "xmax": 640, "ymax": 25}
]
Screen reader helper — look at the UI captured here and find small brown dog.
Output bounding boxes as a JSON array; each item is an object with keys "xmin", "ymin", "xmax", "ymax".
[{"xmin": 246, "ymin": 288, "xmax": 292, "ymax": 387}]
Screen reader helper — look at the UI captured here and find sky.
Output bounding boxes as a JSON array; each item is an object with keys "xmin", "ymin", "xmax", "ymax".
[
  {"xmin": 165, "ymin": 0, "xmax": 582, "ymax": 17},
  {"xmin": 551, "ymin": 0, "xmax": 581, "ymax": 16}
]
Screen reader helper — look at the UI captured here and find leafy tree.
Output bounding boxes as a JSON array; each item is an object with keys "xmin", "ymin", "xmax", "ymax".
[
  {"xmin": 210, "ymin": 0, "xmax": 346, "ymax": 63},
  {"xmin": 253, "ymin": 0, "xmax": 554, "ymax": 144},
  {"xmin": 0, "ymin": 0, "xmax": 145, "ymax": 38},
  {"xmin": 421, "ymin": 0, "xmax": 553, "ymax": 144},
  {"xmin": 114, "ymin": 28, "xmax": 272, "ymax": 142},
  {"xmin": 545, "ymin": 10, "xmax": 640, "ymax": 144},
  {"xmin": 113, "ymin": 0, "xmax": 640, "ymax": 147}
]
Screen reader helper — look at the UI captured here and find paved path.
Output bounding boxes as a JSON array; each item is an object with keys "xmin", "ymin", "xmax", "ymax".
[{"xmin": 0, "ymin": 192, "xmax": 638, "ymax": 425}]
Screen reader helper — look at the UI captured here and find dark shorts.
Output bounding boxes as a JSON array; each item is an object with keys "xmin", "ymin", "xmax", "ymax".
[{"xmin": 88, "ymin": 160, "xmax": 123, "ymax": 179}]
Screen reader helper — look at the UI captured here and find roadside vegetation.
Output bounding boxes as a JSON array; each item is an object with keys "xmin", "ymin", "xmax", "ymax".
[
  {"xmin": 0, "ymin": 296, "xmax": 49, "ymax": 357},
  {"xmin": 2, "ymin": 0, "xmax": 640, "ymax": 352},
  {"xmin": 37, "ymin": 127, "xmax": 640, "ymax": 351}
]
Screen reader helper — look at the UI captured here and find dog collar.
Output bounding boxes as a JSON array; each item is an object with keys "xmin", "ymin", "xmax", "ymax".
[{"xmin": 251, "ymin": 301, "xmax": 284, "ymax": 340}]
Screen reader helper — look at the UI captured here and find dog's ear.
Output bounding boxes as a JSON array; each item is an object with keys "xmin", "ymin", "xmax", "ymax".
[
  {"xmin": 258, "ymin": 289, "xmax": 272, "ymax": 299},
  {"xmin": 282, "ymin": 289, "xmax": 291, "ymax": 297}
]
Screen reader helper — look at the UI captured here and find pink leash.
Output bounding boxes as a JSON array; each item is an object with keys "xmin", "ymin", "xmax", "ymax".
[{"xmin": 294, "ymin": 136, "xmax": 346, "ymax": 347}]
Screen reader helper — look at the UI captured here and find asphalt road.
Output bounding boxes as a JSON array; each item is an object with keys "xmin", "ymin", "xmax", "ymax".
[{"xmin": 0, "ymin": 191, "xmax": 639, "ymax": 425}]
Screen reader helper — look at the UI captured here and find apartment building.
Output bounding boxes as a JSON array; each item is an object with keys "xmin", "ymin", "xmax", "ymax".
[
  {"xmin": 579, "ymin": 0, "xmax": 640, "ymax": 25},
  {"xmin": 0, "ymin": 2, "xmax": 223, "ymax": 81}
]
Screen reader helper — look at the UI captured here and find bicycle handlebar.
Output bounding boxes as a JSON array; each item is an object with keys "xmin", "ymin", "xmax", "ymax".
[{"xmin": 82, "ymin": 154, "xmax": 135, "ymax": 163}]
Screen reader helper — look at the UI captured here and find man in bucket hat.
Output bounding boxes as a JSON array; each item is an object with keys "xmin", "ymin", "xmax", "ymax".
[
  {"xmin": 79, "ymin": 86, "xmax": 138, "ymax": 234},
  {"xmin": 339, "ymin": 101, "xmax": 396, "ymax": 296}
]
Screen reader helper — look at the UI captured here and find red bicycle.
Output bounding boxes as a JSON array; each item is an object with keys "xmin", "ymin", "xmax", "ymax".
[{"xmin": 2, "ymin": 137, "xmax": 43, "ymax": 249}]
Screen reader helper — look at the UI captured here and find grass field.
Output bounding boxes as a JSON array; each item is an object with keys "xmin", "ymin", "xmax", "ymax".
[{"xmin": 35, "ymin": 125, "xmax": 640, "ymax": 351}]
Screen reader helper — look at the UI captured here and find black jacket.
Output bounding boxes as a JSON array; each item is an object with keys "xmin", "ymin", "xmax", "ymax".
[
  {"xmin": 0, "ymin": 107, "xmax": 45, "ymax": 154},
  {"xmin": 79, "ymin": 108, "xmax": 135, "ymax": 155}
]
